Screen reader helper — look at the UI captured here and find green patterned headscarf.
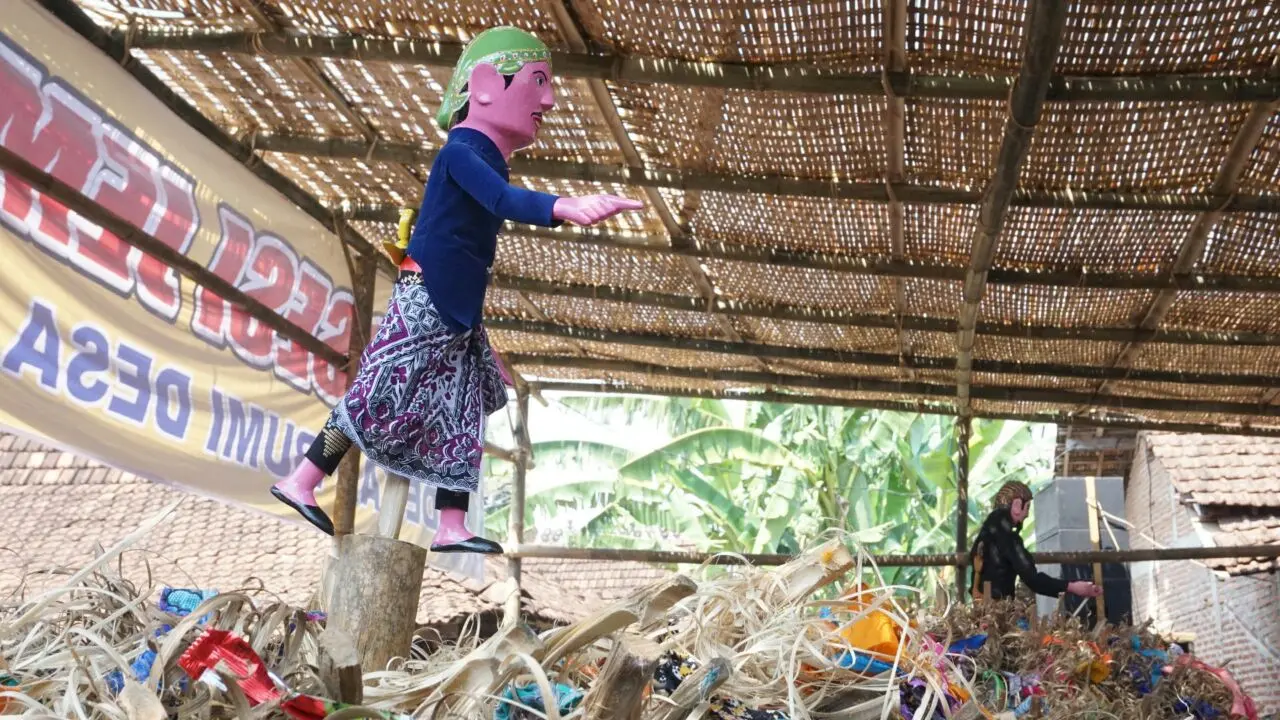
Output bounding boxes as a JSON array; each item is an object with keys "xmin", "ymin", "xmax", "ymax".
[{"xmin": 436, "ymin": 27, "xmax": 552, "ymax": 131}]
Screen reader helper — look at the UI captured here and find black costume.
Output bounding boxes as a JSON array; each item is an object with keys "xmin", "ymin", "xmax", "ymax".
[{"xmin": 968, "ymin": 507, "xmax": 1068, "ymax": 600}]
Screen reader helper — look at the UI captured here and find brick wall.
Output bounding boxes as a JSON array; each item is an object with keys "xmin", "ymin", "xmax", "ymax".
[{"xmin": 1126, "ymin": 438, "xmax": 1280, "ymax": 713}]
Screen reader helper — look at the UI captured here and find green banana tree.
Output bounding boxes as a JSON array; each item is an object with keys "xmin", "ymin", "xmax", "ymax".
[{"xmin": 483, "ymin": 394, "xmax": 1053, "ymax": 593}]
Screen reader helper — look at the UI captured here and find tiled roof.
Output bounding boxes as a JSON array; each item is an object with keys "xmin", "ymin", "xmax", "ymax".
[
  {"xmin": 1141, "ymin": 432, "xmax": 1280, "ymax": 576},
  {"xmin": 1144, "ymin": 433, "xmax": 1280, "ymax": 509},
  {"xmin": 0, "ymin": 432, "xmax": 660, "ymax": 626},
  {"xmin": 520, "ymin": 558, "xmax": 674, "ymax": 605}
]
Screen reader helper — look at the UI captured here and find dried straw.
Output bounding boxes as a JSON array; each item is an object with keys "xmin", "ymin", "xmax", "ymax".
[{"xmin": 1, "ymin": 518, "xmax": 1257, "ymax": 720}]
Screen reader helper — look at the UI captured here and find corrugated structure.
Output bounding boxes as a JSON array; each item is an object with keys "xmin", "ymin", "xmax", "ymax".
[{"xmin": 40, "ymin": 0, "xmax": 1280, "ymax": 436}]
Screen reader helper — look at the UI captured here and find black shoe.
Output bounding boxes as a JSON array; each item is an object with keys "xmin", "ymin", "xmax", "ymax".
[
  {"xmin": 430, "ymin": 536, "xmax": 504, "ymax": 554},
  {"xmin": 271, "ymin": 486, "xmax": 335, "ymax": 536}
]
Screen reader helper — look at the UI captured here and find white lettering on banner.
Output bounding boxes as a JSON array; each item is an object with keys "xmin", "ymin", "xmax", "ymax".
[
  {"xmin": 1, "ymin": 298, "xmax": 194, "ymax": 440},
  {"xmin": 0, "ymin": 33, "xmax": 354, "ymax": 406}
]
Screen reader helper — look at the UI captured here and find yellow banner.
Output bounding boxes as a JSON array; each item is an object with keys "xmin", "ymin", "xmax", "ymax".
[{"xmin": 0, "ymin": 1, "xmax": 483, "ymax": 579}]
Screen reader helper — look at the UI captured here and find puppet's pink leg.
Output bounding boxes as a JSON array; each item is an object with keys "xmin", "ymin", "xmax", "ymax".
[
  {"xmin": 271, "ymin": 423, "xmax": 349, "ymax": 536},
  {"xmin": 429, "ymin": 489, "xmax": 502, "ymax": 554}
]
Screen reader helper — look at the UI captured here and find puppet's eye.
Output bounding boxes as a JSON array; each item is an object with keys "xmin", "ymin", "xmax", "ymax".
[{"xmin": 536, "ymin": 76, "xmax": 545, "ymax": 86}]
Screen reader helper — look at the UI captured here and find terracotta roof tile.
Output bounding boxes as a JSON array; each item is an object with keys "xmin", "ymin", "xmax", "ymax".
[
  {"xmin": 1144, "ymin": 433, "xmax": 1280, "ymax": 509},
  {"xmin": 1141, "ymin": 432, "xmax": 1280, "ymax": 576}
]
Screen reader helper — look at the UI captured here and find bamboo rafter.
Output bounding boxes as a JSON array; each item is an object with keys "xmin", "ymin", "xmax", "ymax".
[
  {"xmin": 955, "ymin": 0, "xmax": 1070, "ymax": 414},
  {"xmin": 259, "ymin": 134, "xmax": 1280, "ymax": 214},
  {"xmin": 488, "ymin": 274, "xmax": 1280, "ymax": 347},
  {"xmin": 527, "ymin": 380, "xmax": 1280, "ymax": 438},
  {"xmin": 487, "ymin": 318, "xmax": 1280, "ymax": 389},
  {"xmin": 117, "ymin": 28, "xmax": 1280, "ymax": 104},
  {"xmin": 504, "ymin": 354, "xmax": 1280, "ymax": 418}
]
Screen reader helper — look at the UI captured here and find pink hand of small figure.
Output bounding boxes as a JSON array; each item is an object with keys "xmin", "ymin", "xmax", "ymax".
[{"xmin": 552, "ymin": 194, "xmax": 644, "ymax": 226}]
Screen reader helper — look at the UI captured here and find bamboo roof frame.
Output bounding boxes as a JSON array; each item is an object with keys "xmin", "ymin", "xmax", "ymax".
[
  {"xmin": 119, "ymin": 28, "xmax": 1280, "ymax": 104},
  {"xmin": 36, "ymin": 0, "xmax": 1280, "ymax": 446}
]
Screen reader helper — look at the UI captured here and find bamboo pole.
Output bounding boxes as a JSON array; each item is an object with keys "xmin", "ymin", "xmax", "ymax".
[
  {"xmin": 490, "ymin": 274, "xmax": 1280, "ymax": 342},
  {"xmin": 490, "ymin": 321, "xmax": 1280, "ymax": 390},
  {"xmin": 118, "ymin": 29, "xmax": 1280, "ymax": 103},
  {"xmin": 332, "ymin": 250, "xmax": 379, "ymax": 536},
  {"xmin": 258, "ymin": 134, "xmax": 1280, "ymax": 219},
  {"xmin": 1085, "ymin": 475, "xmax": 1107, "ymax": 623},
  {"xmin": 954, "ymin": 415, "xmax": 972, "ymax": 597},
  {"xmin": 505, "ymin": 354, "xmax": 1280, "ymax": 418},
  {"xmin": 0, "ymin": 144, "xmax": 347, "ymax": 366},
  {"xmin": 509, "ymin": 543, "xmax": 1280, "ymax": 567},
  {"xmin": 529, "ymin": 380, "xmax": 1280, "ymax": 438},
  {"xmin": 884, "ymin": 0, "xmax": 911, "ymax": 380},
  {"xmin": 504, "ymin": 386, "xmax": 531, "ymax": 626},
  {"xmin": 332, "ymin": 216, "xmax": 1280, "ymax": 296},
  {"xmin": 956, "ymin": 0, "xmax": 1069, "ymax": 414}
]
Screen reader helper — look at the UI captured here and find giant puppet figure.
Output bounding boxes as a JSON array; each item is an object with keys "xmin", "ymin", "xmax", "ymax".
[
  {"xmin": 271, "ymin": 27, "xmax": 643, "ymax": 554},
  {"xmin": 968, "ymin": 481, "xmax": 1102, "ymax": 602}
]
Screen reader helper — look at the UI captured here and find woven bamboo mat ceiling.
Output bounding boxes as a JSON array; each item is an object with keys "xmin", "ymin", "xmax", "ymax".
[{"xmin": 68, "ymin": 0, "xmax": 1280, "ymax": 435}]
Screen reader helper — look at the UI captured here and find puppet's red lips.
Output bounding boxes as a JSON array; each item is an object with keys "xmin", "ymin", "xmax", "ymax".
[{"xmin": 532, "ymin": 112, "xmax": 543, "ymax": 125}]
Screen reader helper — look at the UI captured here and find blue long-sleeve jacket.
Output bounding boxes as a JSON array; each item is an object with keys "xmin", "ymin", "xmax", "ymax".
[{"xmin": 408, "ymin": 128, "xmax": 561, "ymax": 333}]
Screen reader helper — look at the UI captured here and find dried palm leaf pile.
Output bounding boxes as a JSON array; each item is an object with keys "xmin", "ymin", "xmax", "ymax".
[{"xmin": 0, "ymin": 516, "xmax": 1260, "ymax": 720}]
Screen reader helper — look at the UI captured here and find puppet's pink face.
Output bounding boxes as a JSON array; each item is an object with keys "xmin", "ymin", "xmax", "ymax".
[
  {"xmin": 467, "ymin": 60, "xmax": 555, "ymax": 151},
  {"xmin": 1010, "ymin": 498, "xmax": 1030, "ymax": 524}
]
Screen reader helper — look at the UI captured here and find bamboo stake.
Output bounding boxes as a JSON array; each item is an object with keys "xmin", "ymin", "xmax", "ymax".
[{"xmin": 504, "ymin": 386, "xmax": 531, "ymax": 626}]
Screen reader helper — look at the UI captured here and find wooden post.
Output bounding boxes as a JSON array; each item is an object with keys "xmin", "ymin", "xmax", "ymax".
[
  {"xmin": 1085, "ymin": 476, "xmax": 1107, "ymax": 624},
  {"xmin": 955, "ymin": 415, "xmax": 972, "ymax": 597},
  {"xmin": 327, "ymin": 534, "xmax": 427, "ymax": 671},
  {"xmin": 333, "ymin": 249, "xmax": 378, "ymax": 536},
  {"xmin": 377, "ymin": 475, "xmax": 412, "ymax": 539},
  {"xmin": 317, "ymin": 627, "xmax": 363, "ymax": 704},
  {"xmin": 504, "ymin": 385, "xmax": 531, "ymax": 625},
  {"xmin": 579, "ymin": 633, "xmax": 662, "ymax": 720}
]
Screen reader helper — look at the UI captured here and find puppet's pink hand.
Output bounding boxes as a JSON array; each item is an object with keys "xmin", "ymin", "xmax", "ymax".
[{"xmin": 553, "ymin": 195, "xmax": 644, "ymax": 226}]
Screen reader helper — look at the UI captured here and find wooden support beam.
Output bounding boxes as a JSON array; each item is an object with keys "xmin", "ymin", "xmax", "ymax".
[
  {"xmin": 955, "ymin": 0, "xmax": 1070, "ymax": 414},
  {"xmin": 317, "ymin": 627, "xmax": 363, "ymax": 704},
  {"xmin": 529, "ymin": 379, "xmax": 1280, "ymax": 438},
  {"xmin": 347, "ymin": 212, "xmax": 1280, "ymax": 294},
  {"xmin": 506, "ymin": 354, "xmax": 1280, "ymax": 418},
  {"xmin": 1085, "ymin": 476, "xmax": 1107, "ymax": 623},
  {"xmin": 258, "ymin": 134, "xmax": 1280, "ymax": 216},
  {"xmin": 119, "ymin": 29, "xmax": 1280, "ymax": 103},
  {"xmin": 1095, "ymin": 100, "xmax": 1280, "ymax": 400},
  {"xmin": 489, "ymin": 318, "xmax": 1280, "ymax": 389},
  {"xmin": 955, "ymin": 415, "xmax": 972, "ymax": 598},
  {"xmin": 579, "ymin": 633, "xmax": 662, "ymax": 720},
  {"xmin": 884, "ymin": 0, "xmax": 912, "ymax": 381},
  {"xmin": 504, "ymin": 386, "xmax": 531, "ymax": 626},
  {"xmin": 510, "ymin": 542, "xmax": 1280, "ymax": 568},
  {"xmin": 0, "ymin": 144, "xmax": 347, "ymax": 366},
  {"xmin": 327, "ymin": 534, "xmax": 427, "ymax": 671},
  {"xmin": 332, "ymin": 249, "xmax": 379, "ymax": 536}
]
